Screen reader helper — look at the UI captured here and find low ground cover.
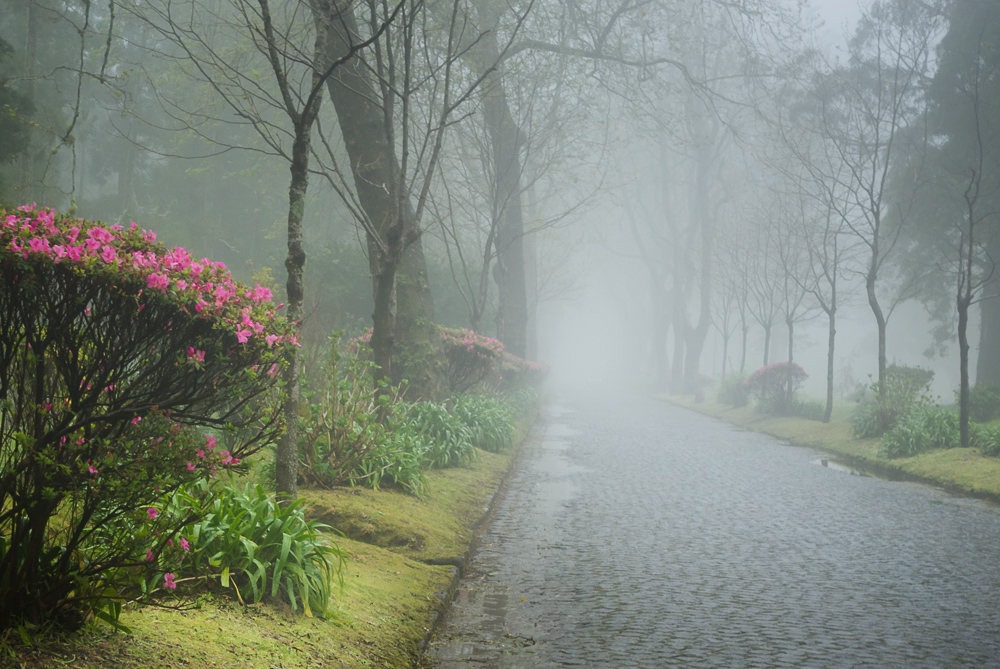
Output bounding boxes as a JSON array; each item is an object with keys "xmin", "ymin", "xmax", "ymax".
[{"xmin": 2, "ymin": 412, "xmax": 532, "ymax": 668}]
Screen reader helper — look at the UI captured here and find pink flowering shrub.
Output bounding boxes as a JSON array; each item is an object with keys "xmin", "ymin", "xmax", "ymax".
[
  {"xmin": 0, "ymin": 204, "xmax": 295, "ymax": 630},
  {"xmin": 440, "ymin": 327, "xmax": 507, "ymax": 393},
  {"xmin": 744, "ymin": 362, "xmax": 807, "ymax": 415}
]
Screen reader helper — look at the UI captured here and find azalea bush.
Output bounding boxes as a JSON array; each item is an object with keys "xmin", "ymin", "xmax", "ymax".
[
  {"xmin": 0, "ymin": 205, "xmax": 294, "ymax": 630},
  {"xmin": 440, "ymin": 327, "xmax": 506, "ymax": 393},
  {"xmin": 744, "ymin": 362, "xmax": 807, "ymax": 415}
]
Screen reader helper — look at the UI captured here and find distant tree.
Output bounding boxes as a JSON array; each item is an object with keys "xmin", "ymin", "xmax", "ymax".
[
  {"xmin": 924, "ymin": 0, "xmax": 1000, "ymax": 447},
  {"xmin": 811, "ymin": 0, "xmax": 945, "ymax": 392},
  {"xmin": 0, "ymin": 37, "xmax": 34, "ymax": 180}
]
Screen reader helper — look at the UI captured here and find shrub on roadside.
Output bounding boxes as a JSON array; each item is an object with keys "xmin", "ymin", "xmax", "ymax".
[
  {"xmin": 852, "ymin": 365, "xmax": 934, "ymax": 438},
  {"xmin": 968, "ymin": 383, "xmax": 1000, "ymax": 423},
  {"xmin": 971, "ymin": 422, "xmax": 1000, "ymax": 457},
  {"xmin": 717, "ymin": 373, "xmax": 749, "ymax": 407},
  {"xmin": 0, "ymin": 205, "xmax": 293, "ymax": 631},
  {"xmin": 297, "ymin": 335, "xmax": 427, "ymax": 495},
  {"xmin": 744, "ymin": 363, "xmax": 806, "ymax": 415},
  {"xmin": 879, "ymin": 406, "xmax": 959, "ymax": 458}
]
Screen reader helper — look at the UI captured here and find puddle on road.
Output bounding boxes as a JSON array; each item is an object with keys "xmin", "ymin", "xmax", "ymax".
[{"xmin": 814, "ymin": 457, "xmax": 865, "ymax": 476}]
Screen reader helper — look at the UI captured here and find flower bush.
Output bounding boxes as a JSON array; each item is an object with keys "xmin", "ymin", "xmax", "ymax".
[
  {"xmin": 0, "ymin": 205, "xmax": 295, "ymax": 630},
  {"xmin": 744, "ymin": 362, "xmax": 807, "ymax": 415},
  {"xmin": 440, "ymin": 327, "xmax": 506, "ymax": 393}
]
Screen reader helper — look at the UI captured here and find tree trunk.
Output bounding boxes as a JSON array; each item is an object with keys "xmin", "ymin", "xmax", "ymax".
[
  {"xmin": 17, "ymin": 0, "xmax": 38, "ymax": 201},
  {"xmin": 959, "ymin": 293, "xmax": 971, "ymax": 449},
  {"xmin": 824, "ymin": 307, "xmax": 836, "ymax": 423},
  {"xmin": 975, "ymin": 236, "xmax": 1000, "ymax": 385},
  {"xmin": 274, "ymin": 121, "xmax": 312, "ymax": 502},
  {"xmin": 317, "ymin": 0, "xmax": 446, "ymax": 399},
  {"xmin": 683, "ymin": 148, "xmax": 714, "ymax": 391}
]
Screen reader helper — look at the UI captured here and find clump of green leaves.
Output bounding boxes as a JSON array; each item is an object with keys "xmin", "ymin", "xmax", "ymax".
[
  {"xmin": 852, "ymin": 365, "xmax": 935, "ymax": 438},
  {"xmin": 879, "ymin": 406, "xmax": 959, "ymax": 458},
  {"xmin": 396, "ymin": 401, "xmax": 477, "ymax": 468},
  {"xmin": 967, "ymin": 383, "xmax": 1000, "ymax": 423},
  {"xmin": 297, "ymin": 334, "xmax": 427, "ymax": 495},
  {"xmin": 452, "ymin": 395, "xmax": 515, "ymax": 453},
  {"xmin": 158, "ymin": 480, "xmax": 344, "ymax": 617}
]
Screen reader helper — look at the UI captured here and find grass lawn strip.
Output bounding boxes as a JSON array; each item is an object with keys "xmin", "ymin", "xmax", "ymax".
[{"xmin": 663, "ymin": 395, "xmax": 1000, "ymax": 503}]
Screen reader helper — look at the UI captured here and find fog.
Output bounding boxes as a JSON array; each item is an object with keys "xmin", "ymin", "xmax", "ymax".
[{"xmin": 2, "ymin": 0, "xmax": 997, "ymax": 409}]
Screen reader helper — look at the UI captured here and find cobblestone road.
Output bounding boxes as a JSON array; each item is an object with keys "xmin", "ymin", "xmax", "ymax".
[{"xmin": 425, "ymin": 391, "xmax": 1000, "ymax": 668}]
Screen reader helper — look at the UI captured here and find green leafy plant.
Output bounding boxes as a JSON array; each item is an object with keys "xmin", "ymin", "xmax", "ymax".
[
  {"xmin": 159, "ymin": 480, "xmax": 344, "ymax": 617},
  {"xmin": 852, "ymin": 365, "xmax": 935, "ymax": 438},
  {"xmin": 967, "ymin": 383, "xmax": 1000, "ymax": 423},
  {"xmin": 396, "ymin": 401, "xmax": 477, "ymax": 468},
  {"xmin": 972, "ymin": 422, "xmax": 1000, "ymax": 457},
  {"xmin": 452, "ymin": 395, "xmax": 515, "ymax": 453},
  {"xmin": 297, "ymin": 335, "xmax": 427, "ymax": 494},
  {"xmin": 879, "ymin": 406, "xmax": 959, "ymax": 458}
]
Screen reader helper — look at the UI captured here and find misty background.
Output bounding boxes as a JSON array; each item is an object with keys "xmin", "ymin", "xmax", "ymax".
[{"xmin": 1, "ymin": 0, "xmax": 997, "ymax": 407}]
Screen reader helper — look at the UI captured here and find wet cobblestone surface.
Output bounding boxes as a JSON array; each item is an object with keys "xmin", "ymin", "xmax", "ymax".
[{"xmin": 425, "ymin": 391, "xmax": 1000, "ymax": 668}]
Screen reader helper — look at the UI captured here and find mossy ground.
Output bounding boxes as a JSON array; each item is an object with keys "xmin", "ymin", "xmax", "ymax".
[
  {"xmin": 665, "ymin": 395, "xmax": 1000, "ymax": 501},
  {"xmin": 2, "ymin": 417, "xmax": 531, "ymax": 669}
]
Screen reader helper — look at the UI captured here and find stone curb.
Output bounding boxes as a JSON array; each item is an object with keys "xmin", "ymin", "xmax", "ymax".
[{"xmin": 415, "ymin": 406, "xmax": 540, "ymax": 662}]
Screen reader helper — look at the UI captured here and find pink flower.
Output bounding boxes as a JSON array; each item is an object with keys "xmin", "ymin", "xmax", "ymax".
[
  {"xmin": 131, "ymin": 416, "xmax": 142, "ymax": 425},
  {"xmin": 220, "ymin": 451, "xmax": 233, "ymax": 465},
  {"xmin": 187, "ymin": 461, "xmax": 196, "ymax": 471},
  {"xmin": 236, "ymin": 328, "xmax": 251, "ymax": 343},
  {"xmin": 147, "ymin": 507, "xmax": 158, "ymax": 520},
  {"xmin": 250, "ymin": 284, "xmax": 272, "ymax": 302},
  {"xmin": 146, "ymin": 549, "xmax": 154, "ymax": 561},
  {"xmin": 197, "ymin": 449, "xmax": 206, "ymax": 459},
  {"xmin": 181, "ymin": 538, "xmax": 190, "ymax": 551},
  {"xmin": 88, "ymin": 462, "xmax": 98, "ymax": 475},
  {"xmin": 28, "ymin": 237, "xmax": 51, "ymax": 254},
  {"xmin": 205, "ymin": 435, "xmax": 217, "ymax": 450},
  {"xmin": 100, "ymin": 245, "xmax": 116, "ymax": 263},
  {"xmin": 163, "ymin": 573, "xmax": 177, "ymax": 590},
  {"xmin": 187, "ymin": 347, "xmax": 205, "ymax": 363},
  {"xmin": 265, "ymin": 334, "xmax": 279, "ymax": 346}
]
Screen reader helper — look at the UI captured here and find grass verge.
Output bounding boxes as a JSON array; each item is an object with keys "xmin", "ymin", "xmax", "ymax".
[
  {"xmin": 663, "ymin": 395, "xmax": 1000, "ymax": 503},
  {"xmin": 2, "ymin": 412, "xmax": 536, "ymax": 669}
]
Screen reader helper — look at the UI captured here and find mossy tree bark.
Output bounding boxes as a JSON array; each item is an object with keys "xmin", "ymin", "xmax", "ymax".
[{"xmin": 315, "ymin": 0, "xmax": 447, "ymax": 400}]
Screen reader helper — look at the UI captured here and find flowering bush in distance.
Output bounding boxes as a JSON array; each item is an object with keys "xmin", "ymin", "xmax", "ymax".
[
  {"xmin": 744, "ymin": 362, "xmax": 807, "ymax": 415},
  {"xmin": 0, "ymin": 204, "xmax": 296, "ymax": 630}
]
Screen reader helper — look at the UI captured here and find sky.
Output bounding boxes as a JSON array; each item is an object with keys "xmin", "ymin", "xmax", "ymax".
[{"xmin": 808, "ymin": 0, "xmax": 862, "ymax": 54}]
